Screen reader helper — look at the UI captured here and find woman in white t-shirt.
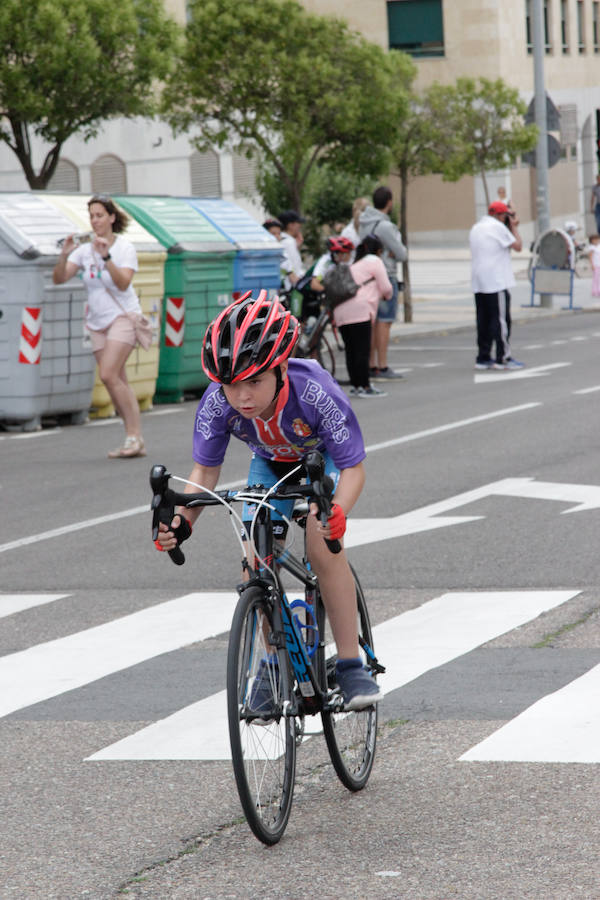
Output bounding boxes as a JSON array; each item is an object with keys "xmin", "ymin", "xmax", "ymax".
[{"xmin": 53, "ymin": 195, "xmax": 145, "ymax": 458}]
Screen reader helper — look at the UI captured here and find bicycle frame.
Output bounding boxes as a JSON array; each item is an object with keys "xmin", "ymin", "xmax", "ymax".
[{"xmin": 240, "ymin": 498, "xmax": 342, "ymax": 717}]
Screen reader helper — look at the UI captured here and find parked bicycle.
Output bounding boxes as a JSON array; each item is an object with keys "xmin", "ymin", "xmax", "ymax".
[
  {"xmin": 150, "ymin": 449, "xmax": 384, "ymax": 845},
  {"xmin": 279, "ymin": 286, "xmax": 342, "ymax": 378},
  {"xmin": 294, "ymin": 304, "xmax": 339, "ymax": 376}
]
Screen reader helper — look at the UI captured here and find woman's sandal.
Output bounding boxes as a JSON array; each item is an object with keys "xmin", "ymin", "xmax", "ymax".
[{"xmin": 107, "ymin": 436, "xmax": 146, "ymax": 459}]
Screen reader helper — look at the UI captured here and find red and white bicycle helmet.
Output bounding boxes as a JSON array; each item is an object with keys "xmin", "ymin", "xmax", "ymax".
[
  {"xmin": 327, "ymin": 235, "xmax": 354, "ymax": 254},
  {"xmin": 201, "ymin": 290, "xmax": 299, "ymax": 384}
]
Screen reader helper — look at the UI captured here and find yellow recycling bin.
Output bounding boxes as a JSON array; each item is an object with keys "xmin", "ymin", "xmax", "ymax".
[{"xmin": 40, "ymin": 193, "xmax": 166, "ymax": 416}]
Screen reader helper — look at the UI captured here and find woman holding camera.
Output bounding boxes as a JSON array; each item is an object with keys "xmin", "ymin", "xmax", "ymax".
[{"xmin": 53, "ymin": 195, "xmax": 146, "ymax": 458}]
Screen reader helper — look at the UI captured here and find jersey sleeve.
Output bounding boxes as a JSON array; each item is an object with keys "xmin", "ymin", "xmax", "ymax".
[
  {"xmin": 192, "ymin": 386, "xmax": 232, "ymax": 466},
  {"xmin": 296, "ymin": 366, "xmax": 366, "ymax": 469}
]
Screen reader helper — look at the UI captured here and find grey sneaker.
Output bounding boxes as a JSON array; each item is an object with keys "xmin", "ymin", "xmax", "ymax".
[
  {"xmin": 372, "ymin": 367, "xmax": 404, "ymax": 381},
  {"xmin": 360, "ymin": 386, "xmax": 387, "ymax": 398},
  {"xmin": 503, "ymin": 358, "xmax": 526, "ymax": 369},
  {"xmin": 335, "ymin": 662, "xmax": 383, "ymax": 710}
]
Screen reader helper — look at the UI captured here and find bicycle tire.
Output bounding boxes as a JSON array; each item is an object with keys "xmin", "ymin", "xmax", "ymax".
[
  {"xmin": 319, "ymin": 566, "xmax": 378, "ymax": 791},
  {"xmin": 227, "ymin": 586, "xmax": 297, "ymax": 845},
  {"xmin": 312, "ymin": 333, "xmax": 335, "ymax": 378},
  {"xmin": 575, "ymin": 256, "xmax": 591, "ymax": 278}
]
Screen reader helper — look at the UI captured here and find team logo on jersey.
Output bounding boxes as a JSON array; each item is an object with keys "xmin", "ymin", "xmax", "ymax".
[{"xmin": 291, "ymin": 418, "xmax": 312, "ymax": 438}]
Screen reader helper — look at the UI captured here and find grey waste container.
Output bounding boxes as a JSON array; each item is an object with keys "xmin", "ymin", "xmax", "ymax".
[{"xmin": 0, "ymin": 193, "xmax": 95, "ymax": 431}]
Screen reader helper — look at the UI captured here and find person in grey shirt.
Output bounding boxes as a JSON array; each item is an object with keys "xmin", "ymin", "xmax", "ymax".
[
  {"xmin": 358, "ymin": 186, "xmax": 407, "ymax": 380},
  {"xmin": 590, "ymin": 174, "xmax": 600, "ymax": 233}
]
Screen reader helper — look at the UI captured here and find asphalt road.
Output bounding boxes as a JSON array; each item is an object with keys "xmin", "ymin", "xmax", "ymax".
[{"xmin": 2, "ymin": 311, "xmax": 600, "ymax": 899}]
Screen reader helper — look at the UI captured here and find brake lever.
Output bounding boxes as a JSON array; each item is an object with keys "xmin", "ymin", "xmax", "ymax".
[{"xmin": 149, "ymin": 464, "xmax": 185, "ymax": 566}]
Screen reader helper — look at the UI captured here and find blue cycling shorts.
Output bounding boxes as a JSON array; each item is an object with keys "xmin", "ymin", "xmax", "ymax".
[{"xmin": 242, "ymin": 453, "xmax": 339, "ymax": 539}]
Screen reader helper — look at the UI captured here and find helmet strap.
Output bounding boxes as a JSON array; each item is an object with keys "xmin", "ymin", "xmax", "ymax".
[{"xmin": 273, "ymin": 365, "xmax": 284, "ymax": 400}]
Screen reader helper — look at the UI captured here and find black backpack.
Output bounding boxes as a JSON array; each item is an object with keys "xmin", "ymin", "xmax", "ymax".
[{"xmin": 323, "ymin": 263, "xmax": 374, "ymax": 309}]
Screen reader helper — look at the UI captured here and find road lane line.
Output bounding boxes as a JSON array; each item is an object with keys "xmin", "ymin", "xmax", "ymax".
[
  {"xmin": 0, "ymin": 592, "xmax": 238, "ymax": 718},
  {"xmin": 364, "ymin": 403, "xmax": 541, "ymax": 452},
  {"xmin": 87, "ymin": 590, "xmax": 578, "ymax": 760},
  {"xmin": 0, "ymin": 404, "xmax": 542, "ymax": 555},
  {"xmin": 573, "ymin": 385, "xmax": 600, "ymax": 394}
]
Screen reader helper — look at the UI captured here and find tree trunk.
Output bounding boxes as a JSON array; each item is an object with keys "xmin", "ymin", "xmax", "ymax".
[
  {"xmin": 399, "ymin": 166, "xmax": 413, "ymax": 323},
  {"xmin": 7, "ymin": 118, "xmax": 61, "ymax": 189},
  {"xmin": 481, "ymin": 168, "xmax": 490, "ymax": 208}
]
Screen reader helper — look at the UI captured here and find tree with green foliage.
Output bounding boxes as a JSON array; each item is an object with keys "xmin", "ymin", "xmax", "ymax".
[
  {"xmin": 0, "ymin": 0, "xmax": 179, "ymax": 189},
  {"xmin": 162, "ymin": 0, "xmax": 413, "ymax": 211},
  {"xmin": 257, "ymin": 154, "xmax": 375, "ymax": 256},
  {"xmin": 425, "ymin": 77, "xmax": 538, "ymax": 205}
]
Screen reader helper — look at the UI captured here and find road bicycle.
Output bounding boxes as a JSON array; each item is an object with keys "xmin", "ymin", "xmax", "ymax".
[
  {"xmin": 294, "ymin": 305, "xmax": 340, "ymax": 377},
  {"xmin": 279, "ymin": 287, "xmax": 342, "ymax": 378},
  {"xmin": 150, "ymin": 449, "xmax": 384, "ymax": 844}
]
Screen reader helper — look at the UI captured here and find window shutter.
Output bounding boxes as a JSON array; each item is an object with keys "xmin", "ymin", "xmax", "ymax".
[
  {"xmin": 48, "ymin": 159, "xmax": 80, "ymax": 192},
  {"xmin": 91, "ymin": 154, "xmax": 127, "ymax": 194},
  {"xmin": 190, "ymin": 149, "xmax": 221, "ymax": 197},
  {"xmin": 233, "ymin": 152, "xmax": 257, "ymax": 197}
]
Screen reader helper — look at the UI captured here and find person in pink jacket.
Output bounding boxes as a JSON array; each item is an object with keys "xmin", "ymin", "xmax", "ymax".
[{"xmin": 334, "ymin": 234, "xmax": 392, "ymax": 398}]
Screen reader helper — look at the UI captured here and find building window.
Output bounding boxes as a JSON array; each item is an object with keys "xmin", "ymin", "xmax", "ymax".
[
  {"xmin": 593, "ymin": 1, "xmax": 600, "ymax": 51},
  {"xmin": 560, "ymin": 0, "xmax": 569, "ymax": 51},
  {"xmin": 190, "ymin": 149, "xmax": 221, "ymax": 197},
  {"xmin": 387, "ymin": 0, "xmax": 444, "ymax": 57},
  {"xmin": 526, "ymin": 0, "xmax": 552, "ymax": 53},
  {"xmin": 232, "ymin": 152, "xmax": 257, "ymax": 197},
  {"xmin": 559, "ymin": 104, "xmax": 578, "ymax": 146},
  {"xmin": 91, "ymin": 154, "xmax": 126, "ymax": 194},
  {"xmin": 48, "ymin": 158, "xmax": 80, "ymax": 192},
  {"xmin": 577, "ymin": 0, "xmax": 586, "ymax": 52}
]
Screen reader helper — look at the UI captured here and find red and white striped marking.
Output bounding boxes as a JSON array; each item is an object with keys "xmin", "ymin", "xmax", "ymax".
[
  {"xmin": 19, "ymin": 307, "xmax": 42, "ymax": 364},
  {"xmin": 164, "ymin": 297, "xmax": 184, "ymax": 347}
]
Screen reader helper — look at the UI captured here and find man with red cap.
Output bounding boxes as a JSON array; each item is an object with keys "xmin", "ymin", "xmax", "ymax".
[{"xmin": 469, "ymin": 200, "xmax": 525, "ymax": 370}]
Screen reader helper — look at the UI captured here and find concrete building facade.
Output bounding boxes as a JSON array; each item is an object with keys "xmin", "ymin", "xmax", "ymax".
[{"xmin": 0, "ymin": 0, "xmax": 598, "ymax": 240}]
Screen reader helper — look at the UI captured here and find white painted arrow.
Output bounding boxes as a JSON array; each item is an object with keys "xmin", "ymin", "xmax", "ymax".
[
  {"xmin": 344, "ymin": 477, "xmax": 600, "ymax": 549},
  {"xmin": 474, "ymin": 361, "xmax": 571, "ymax": 383}
]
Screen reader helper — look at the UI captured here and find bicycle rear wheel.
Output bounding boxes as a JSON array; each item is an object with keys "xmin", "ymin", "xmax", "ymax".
[
  {"xmin": 319, "ymin": 567, "xmax": 378, "ymax": 791},
  {"xmin": 312, "ymin": 332, "xmax": 335, "ymax": 378},
  {"xmin": 227, "ymin": 586, "xmax": 296, "ymax": 845}
]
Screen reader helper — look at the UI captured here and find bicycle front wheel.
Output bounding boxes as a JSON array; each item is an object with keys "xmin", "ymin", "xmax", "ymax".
[
  {"xmin": 227, "ymin": 586, "xmax": 296, "ymax": 845},
  {"xmin": 320, "ymin": 567, "xmax": 378, "ymax": 791}
]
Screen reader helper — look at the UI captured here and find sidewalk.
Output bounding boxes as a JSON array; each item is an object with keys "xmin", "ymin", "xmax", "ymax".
[{"xmin": 390, "ymin": 246, "xmax": 600, "ymax": 339}]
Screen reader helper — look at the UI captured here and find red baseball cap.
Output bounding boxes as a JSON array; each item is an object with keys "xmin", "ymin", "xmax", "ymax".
[{"xmin": 488, "ymin": 201, "xmax": 510, "ymax": 215}]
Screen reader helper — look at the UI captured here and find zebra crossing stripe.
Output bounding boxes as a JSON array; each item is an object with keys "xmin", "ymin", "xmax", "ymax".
[
  {"xmin": 460, "ymin": 660, "xmax": 600, "ymax": 763},
  {"xmin": 87, "ymin": 590, "xmax": 578, "ymax": 761},
  {"xmin": 0, "ymin": 594, "xmax": 70, "ymax": 619},
  {"xmin": 0, "ymin": 592, "xmax": 238, "ymax": 719}
]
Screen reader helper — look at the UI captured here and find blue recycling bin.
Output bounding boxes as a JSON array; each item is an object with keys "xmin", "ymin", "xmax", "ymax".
[{"xmin": 184, "ymin": 198, "xmax": 283, "ymax": 299}]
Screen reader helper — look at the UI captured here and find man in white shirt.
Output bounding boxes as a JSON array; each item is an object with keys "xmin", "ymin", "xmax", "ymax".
[
  {"xmin": 278, "ymin": 209, "xmax": 305, "ymax": 291},
  {"xmin": 470, "ymin": 200, "xmax": 525, "ymax": 370}
]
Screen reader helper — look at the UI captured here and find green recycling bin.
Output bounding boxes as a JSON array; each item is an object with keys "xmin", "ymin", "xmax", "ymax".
[{"xmin": 115, "ymin": 195, "xmax": 235, "ymax": 403}]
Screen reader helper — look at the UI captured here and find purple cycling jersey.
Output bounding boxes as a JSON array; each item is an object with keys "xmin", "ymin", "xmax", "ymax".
[{"xmin": 192, "ymin": 358, "xmax": 366, "ymax": 469}]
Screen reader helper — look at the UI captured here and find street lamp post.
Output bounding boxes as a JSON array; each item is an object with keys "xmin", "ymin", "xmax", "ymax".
[{"xmin": 532, "ymin": 0, "xmax": 552, "ymax": 307}]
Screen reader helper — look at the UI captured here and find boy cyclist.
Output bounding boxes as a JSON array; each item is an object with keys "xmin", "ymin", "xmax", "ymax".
[{"xmin": 155, "ymin": 291, "xmax": 383, "ymax": 711}]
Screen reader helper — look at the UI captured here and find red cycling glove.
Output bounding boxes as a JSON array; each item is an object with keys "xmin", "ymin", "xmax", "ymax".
[
  {"xmin": 154, "ymin": 516, "xmax": 192, "ymax": 552},
  {"xmin": 327, "ymin": 503, "xmax": 346, "ymax": 540}
]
